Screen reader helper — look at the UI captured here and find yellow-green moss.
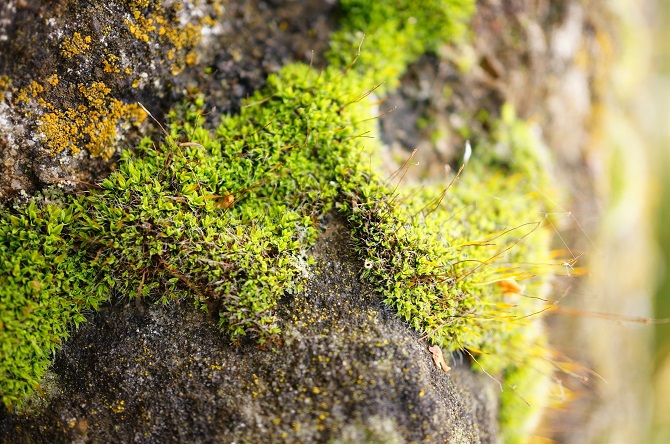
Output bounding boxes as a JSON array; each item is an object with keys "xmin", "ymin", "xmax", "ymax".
[
  {"xmin": 498, "ymin": 322, "xmax": 554, "ymax": 444},
  {"xmin": 2, "ymin": 3, "xmax": 555, "ymax": 441},
  {"xmin": 1, "ymin": 63, "xmax": 555, "ymax": 425},
  {"xmin": 328, "ymin": 0, "xmax": 475, "ymax": 93},
  {"xmin": 0, "ymin": 63, "xmax": 374, "ymax": 407}
]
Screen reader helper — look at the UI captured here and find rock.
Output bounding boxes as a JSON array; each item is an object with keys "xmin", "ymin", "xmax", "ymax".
[
  {"xmin": 0, "ymin": 0, "xmax": 623, "ymax": 441},
  {"xmin": 0, "ymin": 217, "xmax": 499, "ymax": 443},
  {"xmin": 0, "ymin": 0, "xmax": 335, "ymax": 201}
]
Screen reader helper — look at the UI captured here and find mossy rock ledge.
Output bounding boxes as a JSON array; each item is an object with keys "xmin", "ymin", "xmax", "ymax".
[
  {"xmin": 0, "ymin": 216, "xmax": 498, "ymax": 443},
  {"xmin": 0, "ymin": 0, "xmax": 559, "ymax": 442}
]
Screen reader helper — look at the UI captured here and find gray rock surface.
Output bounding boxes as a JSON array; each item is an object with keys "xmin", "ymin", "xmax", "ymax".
[
  {"xmin": 0, "ymin": 0, "xmax": 335, "ymax": 201},
  {"xmin": 0, "ymin": 217, "xmax": 499, "ymax": 443}
]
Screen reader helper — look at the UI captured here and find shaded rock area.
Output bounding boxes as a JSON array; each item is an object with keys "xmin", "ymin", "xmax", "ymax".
[
  {"xmin": 0, "ymin": 216, "xmax": 499, "ymax": 443},
  {"xmin": 380, "ymin": 0, "xmax": 609, "ymax": 207},
  {"xmin": 0, "ymin": 0, "xmax": 336, "ymax": 201}
]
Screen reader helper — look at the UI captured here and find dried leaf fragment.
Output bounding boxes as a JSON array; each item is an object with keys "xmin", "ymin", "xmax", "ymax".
[
  {"xmin": 216, "ymin": 194, "xmax": 235, "ymax": 209},
  {"xmin": 428, "ymin": 344, "xmax": 451, "ymax": 371},
  {"xmin": 497, "ymin": 278, "xmax": 523, "ymax": 295}
]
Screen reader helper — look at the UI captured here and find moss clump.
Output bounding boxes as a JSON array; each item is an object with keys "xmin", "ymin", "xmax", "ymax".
[
  {"xmin": 1, "ymin": 63, "xmax": 375, "ymax": 408},
  {"xmin": 341, "ymin": 106, "xmax": 554, "ymax": 376},
  {"xmin": 1, "ymin": 61, "xmax": 555, "ymax": 429},
  {"xmin": 2, "ymin": 5, "xmax": 554, "ymax": 438},
  {"xmin": 328, "ymin": 0, "xmax": 475, "ymax": 92},
  {"xmin": 0, "ymin": 194, "xmax": 101, "ymax": 406}
]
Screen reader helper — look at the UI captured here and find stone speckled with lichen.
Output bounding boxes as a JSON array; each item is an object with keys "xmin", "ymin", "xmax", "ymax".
[
  {"xmin": 0, "ymin": 217, "xmax": 499, "ymax": 443},
  {"xmin": 0, "ymin": 0, "xmax": 336, "ymax": 201}
]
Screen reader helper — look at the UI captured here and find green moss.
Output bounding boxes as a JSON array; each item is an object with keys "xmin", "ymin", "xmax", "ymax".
[
  {"xmin": 498, "ymin": 322, "xmax": 554, "ymax": 444},
  {"xmin": 1, "ymin": 63, "xmax": 375, "ymax": 408},
  {"xmin": 2, "ymin": 4, "xmax": 554, "ymax": 439},
  {"xmin": 340, "ymin": 106, "xmax": 554, "ymax": 377},
  {"xmin": 0, "ymin": 192, "xmax": 100, "ymax": 406},
  {"xmin": 328, "ymin": 0, "xmax": 475, "ymax": 92},
  {"xmin": 1, "ymin": 62, "xmax": 554, "ymax": 430}
]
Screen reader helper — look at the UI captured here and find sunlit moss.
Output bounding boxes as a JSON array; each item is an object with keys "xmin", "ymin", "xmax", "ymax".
[
  {"xmin": 2, "ymin": 4, "xmax": 555, "ymax": 441},
  {"xmin": 328, "ymin": 0, "xmax": 475, "ymax": 93},
  {"xmin": 1, "ymin": 63, "xmax": 554, "ymax": 426},
  {"xmin": 0, "ymin": 63, "xmax": 374, "ymax": 408}
]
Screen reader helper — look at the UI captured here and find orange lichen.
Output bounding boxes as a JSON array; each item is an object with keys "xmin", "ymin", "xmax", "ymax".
[
  {"xmin": 103, "ymin": 55, "xmax": 121, "ymax": 74},
  {"xmin": 46, "ymin": 74, "xmax": 59, "ymax": 87},
  {"xmin": 38, "ymin": 81, "xmax": 146, "ymax": 159},
  {"xmin": 6, "ymin": 1, "xmax": 221, "ymax": 160},
  {"xmin": 15, "ymin": 81, "xmax": 44, "ymax": 104},
  {"xmin": 185, "ymin": 51, "xmax": 198, "ymax": 66},
  {"xmin": 61, "ymin": 32, "xmax": 92, "ymax": 58},
  {"xmin": 0, "ymin": 75, "xmax": 12, "ymax": 94},
  {"xmin": 79, "ymin": 82, "xmax": 111, "ymax": 108},
  {"xmin": 123, "ymin": 1, "xmax": 204, "ymax": 61},
  {"xmin": 125, "ymin": 19, "xmax": 154, "ymax": 42}
]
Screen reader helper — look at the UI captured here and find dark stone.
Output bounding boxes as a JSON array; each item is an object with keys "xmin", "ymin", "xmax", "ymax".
[
  {"xmin": 0, "ymin": 0, "xmax": 337, "ymax": 201},
  {"xmin": 0, "ymin": 217, "xmax": 499, "ymax": 443}
]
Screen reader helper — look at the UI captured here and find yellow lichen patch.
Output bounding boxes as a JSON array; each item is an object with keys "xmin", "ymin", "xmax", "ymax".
[
  {"xmin": 15, "ymin": 81, "xmax": 44, "ymax": 104},
  {"xmin": 170, "ymin": 64, "xmax": 184, "ymax": 76},
  {"xmin": 46, "ymin": 74, "xmax": 59, "ymax": 87},
  {"xmin": 185, "ymin": 51, "xmax": 198, "ymax": 66},
  {"xmin": 110, "ymin": 399, "xmax": 125, "ymax": 413},
  {"xmin": 103, "ymin": 55, "xmax": 121, "ymax": 74},
  {"xmin": 38, "ymin": 82, "xmax": 146, "ymax": 159},
  {"xmin": 61, "ymin": 32, "xmax": 92, "ymax": 58},
  {"xmin": 125, "ymin": 19, "xmax": 153, "ymax": 42},
  {"xmin": 123, "ymin": 1, "xmax": 204, "ymax": 61},
  {"xmin": 0, "ymin": 75, "xmax": 12, "ymax": 94},
  {"xmin": 121, "ymin": 1, "xmax": 208, "ymax": 85},
  {"xmin": 79, "ymin": 82, "xmax": 111, "ymax": 108}
]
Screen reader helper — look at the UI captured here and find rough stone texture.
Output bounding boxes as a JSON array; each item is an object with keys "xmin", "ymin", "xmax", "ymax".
[
  {"xmin": 0, "ymin": 0, "xmax": 336, "ymax": 201},
  {"xmin": 0, "ymin": 217, "xmax": 499, "ymax": 443}
]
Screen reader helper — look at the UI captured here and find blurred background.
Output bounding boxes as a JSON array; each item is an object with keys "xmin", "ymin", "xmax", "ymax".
[
  {"xmin": 494, "ymin": 0, "xmax": 670, "ymax": 441},
  {"xmin": 570, "ymin": 0, "xmax": 670, "ymax": 442},
  {"xmin": 378, "ymin": 0, "xmax": 670, "ymax": 440},
  {"xmin": 649, "ymin": 0, "xmax": 670, "ymax": 441}
]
